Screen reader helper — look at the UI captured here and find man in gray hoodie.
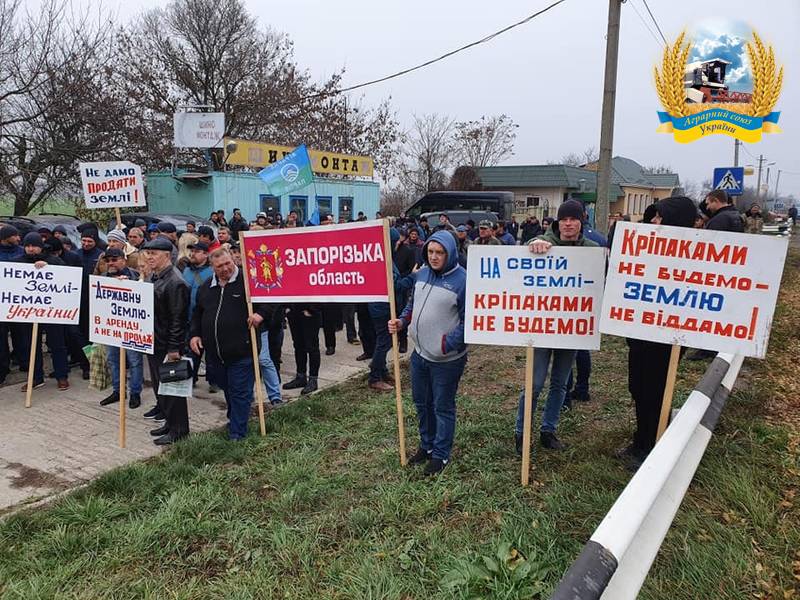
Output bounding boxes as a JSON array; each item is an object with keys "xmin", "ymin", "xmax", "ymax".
[{"xmin": 389, "ymin": 231, "xmax": 467, "ymax": 476}]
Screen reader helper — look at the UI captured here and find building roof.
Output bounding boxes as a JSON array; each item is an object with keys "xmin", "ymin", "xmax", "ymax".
[{"xmin": 476, "ymin": 165, "xmax": 623, "ymax": 201}]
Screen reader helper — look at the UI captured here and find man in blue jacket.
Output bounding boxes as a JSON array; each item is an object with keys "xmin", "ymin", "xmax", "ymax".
[{"xmin": 389, "ymin": 231, "xmax": 467, "ymax": 476}]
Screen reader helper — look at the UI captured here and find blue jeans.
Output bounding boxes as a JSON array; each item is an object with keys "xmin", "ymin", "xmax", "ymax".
[
  {"xmin": 566, "ymin": 349, "xmax": 591, "ymax": 395},
  {"xmin": 259, "ymin": 331, "xmax": 282, "ymax": 403},
  {"xmin": 369, "ymin": 315, "xmax": 392, "ymax": 383},
  {"xmin": 410, "ymin": 351, "xmax": 467, "ymax": 461},
  {"xmin": 207, "ymin": 356, "xmax": 256, "ymax": 440},
  {"xmin": 106, "ymin": 346, "xmax": 143, "ymax": 394},
  {"xmin": 515, "ymin": 347, "xmax": 577, "ymax": 435}
]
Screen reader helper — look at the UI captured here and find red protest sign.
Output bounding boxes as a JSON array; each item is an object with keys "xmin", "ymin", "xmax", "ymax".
[{"xmin": 240, "ymin": 220, "xmax": 389, "ymax": 303}]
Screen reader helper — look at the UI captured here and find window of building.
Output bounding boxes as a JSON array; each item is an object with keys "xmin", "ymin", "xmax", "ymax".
[
  {"xmin": 259, "ymin": 195, "xmax": 280, "ymax": 218},
  {"xmin": 289, "ymin": 196, "xmax": 308, "ymax": 223},
  {"xmin": 315, "ymin": 196, "xmax": 332, "ymax": 218},
  {"xmin": 338, "ymin": 196, "xmax": 353, "ymax": 221},
  {"xmin": 526, "ymin": 196, "xmax": 541, "ymax": 208}
]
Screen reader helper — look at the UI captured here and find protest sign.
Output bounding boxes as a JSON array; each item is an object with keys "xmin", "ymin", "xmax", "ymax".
[
  {"xmin": 173, "ymin": 112, "xmax": 225, "ymax": 148},
  {"xmin": 89, "ymin": 276, "xmax": 154, "ymax": 354},
  {"xmin": 600, "ymin": 222, "xmax": 788, "ymax": 359},
  {"xmin": 79, "ymin": 161, "xmax": 146, "ymax": 209},
  {"xmin": 241, "ymin": 220, "xmax": 389, "ymax": 303},
  {"xmin": 465, "ymin": 246, "xmax": 606, "ymax": 350},
  {"xmin": 0, "ymin": 264, "xmax": 82, "ymax": 324}
]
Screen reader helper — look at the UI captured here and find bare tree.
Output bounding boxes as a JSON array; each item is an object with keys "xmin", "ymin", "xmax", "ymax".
[
  {"xmin": 451, "ymin": 114, "xmax": 517, "ymax": 167},
  {"xmin": 448, "ymin": 165, "xmax": 483, "ymax": 191},
  {"xmin": 549, "ymin": 146, "xmax": 599, "ymax": 167},
  {"xmin": 0, "ymin": 0, "xmax": 121, "ymax": 215},
  {"xmin": 643, "ymin": 163, "xmax": 675, "ymax": 174},
  {"xmin": 398, "ymin": 113, "xmax": 453, "ymax": 197},
  {"xmin": 114, "ymin": 0, "xmax": 401, "ymax": 177}
]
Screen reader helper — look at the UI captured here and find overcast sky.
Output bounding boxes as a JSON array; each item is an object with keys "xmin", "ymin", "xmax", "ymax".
[{"xmin": 26, "ymin": 0, "xmax": 800, "ymax": 198}]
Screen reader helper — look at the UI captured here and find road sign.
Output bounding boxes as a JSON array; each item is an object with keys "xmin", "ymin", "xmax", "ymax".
[{"xmin": 713, "ymin": 167, "xmax": 744, "ymax": 196}]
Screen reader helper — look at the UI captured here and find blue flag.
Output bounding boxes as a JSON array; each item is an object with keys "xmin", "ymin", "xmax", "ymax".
[{"xmin": 258, "ymin": 144, "xmax": 314, "ymax": 197}]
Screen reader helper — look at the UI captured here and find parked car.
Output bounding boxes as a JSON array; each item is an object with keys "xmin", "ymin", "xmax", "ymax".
[
  {"xmin": 0, "ymin": 214, "xmax": 107, "ymax": 245},
  {"xmin": 406, "ymin": 191, "xmax": 514, "ymax": 221},
  {"xmin": 109, "ymin": 213, "xmax": 217, "ymax": 234},
  {"xmin": 419, "ymin": 210, "xmax": 498, "ymax": 227}
]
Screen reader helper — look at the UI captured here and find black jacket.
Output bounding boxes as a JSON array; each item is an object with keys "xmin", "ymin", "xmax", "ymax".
[
  {"xmin": 17, "ymin": 252, "xmax": 65, "ymax": 266},
  {"xmin": 706, "ymin": 204, "xmax": 744, "ymax": 232},
  {"xmin": 149, "ymin": 265, "xmax": 189, "ymax": 356},
  {"xmin": 190, "ymin": 269, "xmax": 272, "ymax": 365}
]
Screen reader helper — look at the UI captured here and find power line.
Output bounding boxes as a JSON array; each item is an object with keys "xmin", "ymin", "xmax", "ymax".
[
  {"xmin": 302, "ymin": 0, "xmax": 569, "ymax": 100},
  {"xmin": 629, "ymin": 0, "xmax": 664, "ymax": 47},
  {"xmin": 640, "ymin": 0, "xmax": 668, "ymax": 45}
]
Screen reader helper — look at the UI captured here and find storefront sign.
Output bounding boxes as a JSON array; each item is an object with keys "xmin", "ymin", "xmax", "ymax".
[
  {"xmin": 600, "ymin": 222, "xmax": 788, "ymax": 358},
  {"xmin": 0, "ymin": 264, "xmax": 82, "ymax": 324},
  {"xmin": 225, "ymin": 138, "xmax": 374, "ymax": 177},
  {"xmin": 465, "ymin": 246, "xmax": 606, "ymax": 349},
  {"xmin": 174, "ymin": 112, "xmax": 225, "ymax": 148},
  {"xmin": 79, "ymin": 161, "xmax": 146, "ymax": 208},
  {"xmin": 89, "ymin": 276, "xmax": 154, "ymax": 354},
  {"xmin": 241, "ymin": 221, "xmax": 388, "ymax": 303}
]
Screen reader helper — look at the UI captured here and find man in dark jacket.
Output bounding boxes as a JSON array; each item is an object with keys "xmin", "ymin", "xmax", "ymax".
[
  {"xmin": 704, "ymin": 190, "xmax": 744, "ymax": 232},
  {"xmin": 515, "ymin": 200, "xmax": 599, "ymax": 454},
  {"xmin": 77, "ymin": 228, "xmax": 104, "ymax": 357},
  {"xmin": 228, "ymin": 208, "xmax": 250, "ymax": 241},
  {"xmin": 16, "ymin": 232, "xmax": 71, "ymax": 392},
  {"xmin": 141, "ymin": 237, "xmax": 191, "ymax": 445},
  {"xmin": 621, "ymin": 196, "xmax": 697, "ymax": 470},
  {"xmin": 0, "ymin": 225, "xmax": 25, "ymax": 384},
  {"xmin": 520, "ymin": 216, "xmax": 542, "ymax": 244},
  {"xmin": 98, "ymin": 248, "xmax": 143, "ymax": 410},
  {"xmin": 190, "ymin": 248, "xmax": 270, "ymax": 440}
]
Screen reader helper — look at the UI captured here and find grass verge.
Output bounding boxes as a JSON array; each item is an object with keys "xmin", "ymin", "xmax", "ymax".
[{"xmin": 1, "ymin": 253, "xmax": 798, "ymax": 599}]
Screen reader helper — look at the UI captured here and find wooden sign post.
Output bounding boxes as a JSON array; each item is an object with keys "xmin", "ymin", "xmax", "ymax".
[
  {"xmin": 119, "ymin": 349, "xmax": 127, "ymax": 448},
  {"xmin": 24, "ymin": 324, "xmax": 39, "ymax": 409},
  {"xmin": 383, "ymin": 220, "xmax": 407, "ymax": 466},
  {"xmin": 242, "ymin": 280, "xmax": 267, "ymax": 437},
  {"xmin": 656, "ymin": 344, "xmax": 681, "ymax": 441},
  {"xmin": 520, "ymin": 347, "xmax": 535, "ymax": 486}
]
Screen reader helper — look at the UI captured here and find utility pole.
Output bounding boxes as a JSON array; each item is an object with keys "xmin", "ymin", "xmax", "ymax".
[
  {"xmin": 774, "ymin": 169, "xmax": 782, "ymax": 201},
  {"xmin": 595, "ymin": 0, "xmax": 623, "ymax": 235},
  {"xmin": 756, "ymin": 154, "xmax": 765, "ymax": 198},
  {"xmin": 733, "ymin": 139, "xmax": 740, "ymax": 167}
]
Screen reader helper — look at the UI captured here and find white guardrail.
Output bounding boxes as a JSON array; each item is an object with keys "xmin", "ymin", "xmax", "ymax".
[{"xmin": 550, "ymin": 352, "xmax": 744, "ymax": 600}]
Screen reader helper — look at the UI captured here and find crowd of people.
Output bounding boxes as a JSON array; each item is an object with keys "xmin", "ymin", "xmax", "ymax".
[{"xmin": 0, "ymin": 191, "xmax": 786, "ymax": 469}]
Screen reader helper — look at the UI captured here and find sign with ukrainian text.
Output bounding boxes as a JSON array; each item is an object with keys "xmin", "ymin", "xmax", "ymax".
[
  {"xmin": 79, "ymin": 161, "xmax": 146, "ymax": 208},
  {"xmin": 225, "ymin": 137, "xmax": 374, "ymax": 177},
  {"xmin": 654, "ymin": 26, "xmax": 782, "ymax": 143},
  {"xmin": 601, "ymin": 222, "xmax": 787, "ymax": 358},
  {"xmin": 465, "ymin": 246, "xmax": 606, "ymax": 350},
  {"xmin": 173, "ymin": 112, "xmax": 225, "ymax": 148},
  {"xmin": 89, "ymin": 276, "xmax": 154, "ymax": 354},
  {"xmin": 0, "ymin": 264, "xmax": 82, "ymax": 324},
  {"xmin": 241, "ymin": 220, "xmax": 389, "ymax": 303}
]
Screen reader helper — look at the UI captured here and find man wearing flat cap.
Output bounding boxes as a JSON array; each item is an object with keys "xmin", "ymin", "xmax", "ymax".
[{"xmin": 141, "ymin": 236, "xmax": 191, "ymax": 445}]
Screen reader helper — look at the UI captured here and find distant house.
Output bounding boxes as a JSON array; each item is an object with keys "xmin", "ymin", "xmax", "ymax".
[{"xmin": 477, "ymin": 157, "xmax": 680, "ymax": 223}]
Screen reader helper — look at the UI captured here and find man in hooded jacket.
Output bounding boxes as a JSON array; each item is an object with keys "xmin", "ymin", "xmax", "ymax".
[
  {"xmin": 620, "ymin": 195, "xmax": 697, "ymax": 470},
  {"xmin": 388, "ymin": 231, "xmax": 467, "ymax": 476}
]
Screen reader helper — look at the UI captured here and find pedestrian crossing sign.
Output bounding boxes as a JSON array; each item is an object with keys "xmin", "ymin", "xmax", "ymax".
[{"xmin": 712, "ymin": 167, "xmax": 744, "ymax": 196}]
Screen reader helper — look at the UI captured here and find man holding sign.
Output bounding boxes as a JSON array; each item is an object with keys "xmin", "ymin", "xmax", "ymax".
[
  {"xmin": 515, "ymin": 200, "xmax": 600, "ymax": 454},
  {"xmin": 389, "ymin": 231, "xmax": 468, "ymax": 476}
]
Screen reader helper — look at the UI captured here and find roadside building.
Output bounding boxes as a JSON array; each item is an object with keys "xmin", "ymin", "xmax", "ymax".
[{"xmin": 477, "ymin": 157, "xmax": 679, "ymax": 225}]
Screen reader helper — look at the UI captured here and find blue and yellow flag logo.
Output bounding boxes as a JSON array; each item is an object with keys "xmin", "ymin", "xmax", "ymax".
[{"xmin": 655, "ymin": 30, "xmax": 782, "ymax": 143}]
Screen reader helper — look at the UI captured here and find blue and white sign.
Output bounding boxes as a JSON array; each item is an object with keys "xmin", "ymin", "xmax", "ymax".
[
  {"xmin": 713, "ymin": 167, "xmax": 745, "ymax": 196},
  {"xmin": 258, "ymin": 144, "xmax": 314, "ymax": 197}
]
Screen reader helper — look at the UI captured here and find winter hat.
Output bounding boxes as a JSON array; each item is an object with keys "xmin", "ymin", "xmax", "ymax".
[
  {"xmin": 22, "ymin": 232, "xmax": 43, "ymax": 248},
  {"xmin": 52, "ymin": 225, "xmax": 68, "ymax": 235},
  {"xmin": 107, "ymin": 229, "xmax": 127, "ymax": 244},
  {"xmin": 557, "ymin": 200, "xmax": 584, "ymax": 222},
  {"xmin": 655, "ymin": 196, "xmax": 697, "ymax": 228},
  {"xmin": 0, "ymin": 225, "xmax": 19, "ymax": 241}
]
